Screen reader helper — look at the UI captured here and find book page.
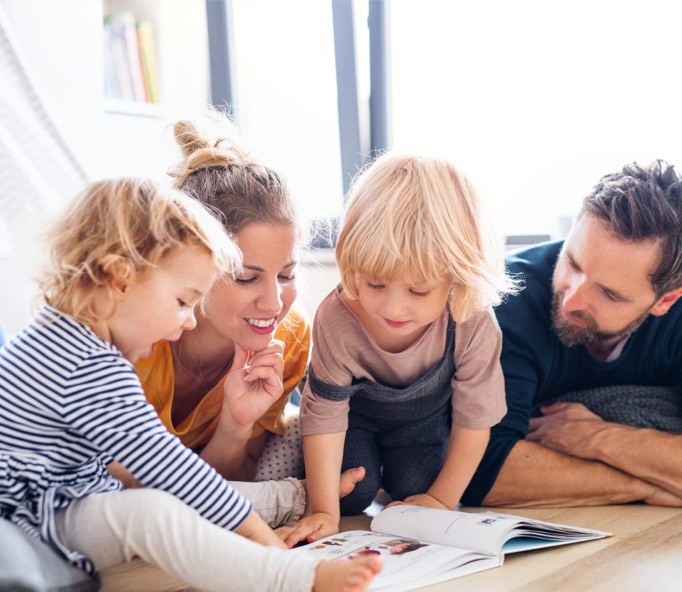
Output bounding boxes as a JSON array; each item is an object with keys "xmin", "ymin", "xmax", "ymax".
[
  {"xmin": 371, "ymin": 505, "xmax": 610, "ymax": 557},
  {"xmin": 293, "ymin": 530, "xmax": 501, "ymax": 592}
]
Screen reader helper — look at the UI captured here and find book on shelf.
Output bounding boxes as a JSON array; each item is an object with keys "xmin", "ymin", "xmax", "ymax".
[
  {"xmin": 295, "ymin": 505, "xmax": 611, "ymax": 592},
  {"xmin": 137, "ymin": 19, "xmax": 160, "ymax": 104},
  {"xmin": 103, "ymin": 11, "xmax": 159, "ymax": 104}
]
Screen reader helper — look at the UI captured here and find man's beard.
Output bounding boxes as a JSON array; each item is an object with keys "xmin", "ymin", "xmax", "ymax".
[{"xmin": 551, "ymin": 291, "xmax": 652, "ymax": 348}]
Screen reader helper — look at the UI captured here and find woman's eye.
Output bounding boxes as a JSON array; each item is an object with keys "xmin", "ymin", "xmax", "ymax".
[
  {"xmin": 234, "ymin": 277, "xmax": 257, "ymax": 285},
  {"xmin": 278, "ymin": 274, "xmax": 296, "ymax": 282},
  {"xmin": 177, "ymin": 299, "xmax": 189, "ymax": 308}
]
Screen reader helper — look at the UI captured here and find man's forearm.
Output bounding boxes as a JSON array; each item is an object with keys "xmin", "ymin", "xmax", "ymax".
[
  {"xmin": 482, "ymin": 440, "xmax": 657, "ymax": 507},
  {"xmin": 587, "ymin": 424, "xmax": 682, "ymax": 499},
  {"xmin": 528, "ymin": 402, "xmax": 682, "ymax": 500}
]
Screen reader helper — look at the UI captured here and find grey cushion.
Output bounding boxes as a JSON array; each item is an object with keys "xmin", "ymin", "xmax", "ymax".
[
  {"xmin": 0, "ymin": 518, "xmax": 100, "ymax": 592},
  {"xmin": 549, "ymin": 385, "xmax": 682, "ymax": 433}
]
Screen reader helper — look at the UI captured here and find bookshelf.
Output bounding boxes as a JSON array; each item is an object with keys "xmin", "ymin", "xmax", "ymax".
[
  {"xmin": 97, "ymin": 0, "xmax": 211, "ymax": 180},
  {"xmin": 103, "ymin": 2, "xmax": 161, "ymax": 113}
]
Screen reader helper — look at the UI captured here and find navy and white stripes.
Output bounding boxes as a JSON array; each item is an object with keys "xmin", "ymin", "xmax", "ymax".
[{"xmin": 0, "ymin": 306, "xmax": 251, "ymax": 571}]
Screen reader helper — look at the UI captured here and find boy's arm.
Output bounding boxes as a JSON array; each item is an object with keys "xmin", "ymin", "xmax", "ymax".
[
  {"xmin": 402, "ymin": 426, "xmax": 490, "ymax": 510},
  {"xmin": 277, "ymin": 431, "xmax": 346, "ymax": 548}
]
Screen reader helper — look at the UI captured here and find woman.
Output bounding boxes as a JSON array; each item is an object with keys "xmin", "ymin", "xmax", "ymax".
[{"xmin": 134, "ymin": 115, "xmax": 309, "ymax": 482}]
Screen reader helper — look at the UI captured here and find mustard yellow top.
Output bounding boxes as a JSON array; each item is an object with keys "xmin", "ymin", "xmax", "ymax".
[{"xmin": 135, "ymin": 306, "xmax": 311, "ymax": 451}]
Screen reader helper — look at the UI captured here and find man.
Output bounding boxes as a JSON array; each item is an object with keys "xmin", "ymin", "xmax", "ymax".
[{"xmin": 462, "ymin": 160, "xmax": 682, "ymax": 507}]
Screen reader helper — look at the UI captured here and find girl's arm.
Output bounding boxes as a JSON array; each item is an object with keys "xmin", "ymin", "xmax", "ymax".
[
  {"xmin": 277, "ymin": 431, "xmax": 346, "ymax": 548},
  {"xmin": 402, "ymin": 426, "xmax": 490, "ymax": 510},
  {"xmin": 235, "ymin": 510, "xmax": 288, "ymax": 549}
]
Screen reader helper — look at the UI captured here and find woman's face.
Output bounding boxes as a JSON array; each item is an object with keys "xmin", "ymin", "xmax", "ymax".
[{"xmin": 199, "ymin": 221, "xmax": 298, "ymax": 352}]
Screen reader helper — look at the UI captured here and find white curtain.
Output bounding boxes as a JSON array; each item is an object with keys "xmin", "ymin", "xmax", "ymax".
[{"xmin": 0, "ymin": 6, "xmax": 88, "ymax": 334}]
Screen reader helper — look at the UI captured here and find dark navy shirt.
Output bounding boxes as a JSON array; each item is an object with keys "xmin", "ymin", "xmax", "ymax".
[{"xmin": 462, "ymin": 241, "xmax": 682, "ymax": 505}]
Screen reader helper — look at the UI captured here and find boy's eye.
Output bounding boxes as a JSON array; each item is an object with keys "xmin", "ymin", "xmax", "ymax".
[
  {"xmin": 366, "ymin": 281, "xmax": 385, "ymax": 289},
  {"xmin": 410, "ymin": 290, "xmax": 430, "ymax": 297}
]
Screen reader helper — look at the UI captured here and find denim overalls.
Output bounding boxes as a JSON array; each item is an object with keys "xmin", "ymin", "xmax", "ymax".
[{"xmin": 308, "ymin": 319, "xmax": 456, "ymax": 514}]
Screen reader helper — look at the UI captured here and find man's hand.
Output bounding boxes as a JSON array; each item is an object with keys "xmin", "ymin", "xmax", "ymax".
[
  {"xmin": 527, "ymin": 402, "xmax": 606, "ymax": 460},
  {"xmin": 275, "ymin": 512, "xmax": 340, "ymax": 548}
]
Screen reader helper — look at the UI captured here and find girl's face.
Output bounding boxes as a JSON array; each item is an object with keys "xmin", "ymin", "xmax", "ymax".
[
  {"xmin": 108, "ymin": 244, "xmax": 216, "ymax": 362},
  {"xmin": 198, "ymin": 222, "xmax": 298, "ymax": 353},
  {"xmin": 353, "ymin": 272, "xmax": 451, "ymax": 350}
]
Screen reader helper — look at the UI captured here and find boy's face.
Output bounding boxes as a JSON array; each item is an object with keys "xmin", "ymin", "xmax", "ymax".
[
  {"xmin": 353, "ymin": 272, "xmax": 451, "ymax": 350},
  {"xmin": 109, "ymin": 244, "xmax": 216, "ymax": 362}
]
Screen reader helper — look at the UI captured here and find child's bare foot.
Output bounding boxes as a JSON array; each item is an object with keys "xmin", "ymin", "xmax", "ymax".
[
  {"xmin": 301, "ymin": 467, "xmax": 365, "ymax": 517},
  {"xmin": 313, "ymin": 556, "xmax": 382, "ymax": 592}
]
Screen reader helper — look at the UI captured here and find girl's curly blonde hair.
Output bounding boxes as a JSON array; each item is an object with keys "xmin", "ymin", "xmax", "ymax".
[{"xmin": 40, "ymin": 177, "xmax": 241, "ymax": 325}]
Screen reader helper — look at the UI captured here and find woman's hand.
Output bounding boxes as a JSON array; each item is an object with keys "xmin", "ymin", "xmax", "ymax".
[{"xmin": 221, "ymin": 340, "xmax": 285, "ymax": 431}]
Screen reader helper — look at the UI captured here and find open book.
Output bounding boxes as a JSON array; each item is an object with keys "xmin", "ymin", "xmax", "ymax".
[{"xmin": 295, "ymin": 505, "xmax": 611, "ymax": 591}]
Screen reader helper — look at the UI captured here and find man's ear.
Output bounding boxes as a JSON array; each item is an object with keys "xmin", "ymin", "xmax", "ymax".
[{"xmin": 651, "ymin": 286, "xmax": 682, "ymax": 317}]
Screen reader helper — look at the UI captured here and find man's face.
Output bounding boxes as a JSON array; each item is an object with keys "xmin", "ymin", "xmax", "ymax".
[{"xmin": 551, "ymin": 215, "xmax": 662, "ymax": 347}]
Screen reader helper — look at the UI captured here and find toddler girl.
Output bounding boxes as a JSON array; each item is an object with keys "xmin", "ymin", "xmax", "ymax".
[{"xmin": 0, "ymin": 178, "xmax": 380, "ymax": 591}]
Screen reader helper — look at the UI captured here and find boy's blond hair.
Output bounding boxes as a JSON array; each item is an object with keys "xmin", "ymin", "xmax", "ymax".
[
  {"xmin": 40, "ymin": 177, "xmax": 241, "ymax": 325},
  {"xmin": 336, "ymin": 153, "xmax": 516, "ymax": 323}
]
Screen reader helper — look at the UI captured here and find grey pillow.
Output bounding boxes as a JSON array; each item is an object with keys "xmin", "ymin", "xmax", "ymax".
[
  {"xmin": 548, "ymin": 385, "xmax": 682, "ymax": 433},
  {"xmin": 0, "ymin": 518, "xmax": 100, "ymax": 592}
]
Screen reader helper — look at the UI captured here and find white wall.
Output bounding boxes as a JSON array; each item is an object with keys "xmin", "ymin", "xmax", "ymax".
[{"xmin": 0, "ymin": 0, "xmax": 210, "ymax": 334}]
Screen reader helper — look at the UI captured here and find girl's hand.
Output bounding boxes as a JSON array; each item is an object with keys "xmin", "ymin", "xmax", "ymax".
[
  {"xmin": 221, "ymin": 340, "xmax": 285, "ymax": 431},
  {"xmin": 236, "ymin": 511, "xmax": 287, "ymax": 549},
  {"xmin": 275, "ymin": 512, "xmax": 340, "ymax": 548}
]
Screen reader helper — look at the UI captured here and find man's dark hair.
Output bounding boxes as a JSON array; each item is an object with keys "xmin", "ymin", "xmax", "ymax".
[{"xmin": 580, "ymin": 159, "xmax": 682, "ymax": 295}]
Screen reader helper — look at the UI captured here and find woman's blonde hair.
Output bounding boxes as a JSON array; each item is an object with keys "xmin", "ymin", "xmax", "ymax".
[
  {"xmin": 40, "ymin": 177, "xmax": 241, "ymax": 325},
  {"xmin": 336, "ymin": 153, "xmax": 517, "ymax": 323},
  {"xmin": 168, "ymin": 112, "xmax": 297, "ymax": 236}
]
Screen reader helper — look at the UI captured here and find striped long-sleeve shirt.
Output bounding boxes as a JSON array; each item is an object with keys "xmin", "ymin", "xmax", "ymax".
[{"xmin": 0, "ymin": 306, "xmax": 251, "ymax": 570}]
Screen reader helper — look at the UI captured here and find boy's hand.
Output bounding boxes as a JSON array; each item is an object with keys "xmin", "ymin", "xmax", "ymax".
[
  {"xmin": 275, "ymin": 512, "xmax": 340, "ymax": 548},
  {"xmin": 387, "ymin": 492, "xmax": 450, "ymax": 511}
]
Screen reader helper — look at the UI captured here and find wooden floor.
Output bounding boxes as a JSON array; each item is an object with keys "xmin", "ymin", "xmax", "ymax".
[{"xmin": 101, "ymin": 505, "xmax": 682, "ymax": 592}]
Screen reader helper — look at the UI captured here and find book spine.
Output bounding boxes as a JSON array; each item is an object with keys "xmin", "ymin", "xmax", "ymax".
[{"xmin": 137, "ymin": 20, "xmax": 160, "ymax": 104}]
